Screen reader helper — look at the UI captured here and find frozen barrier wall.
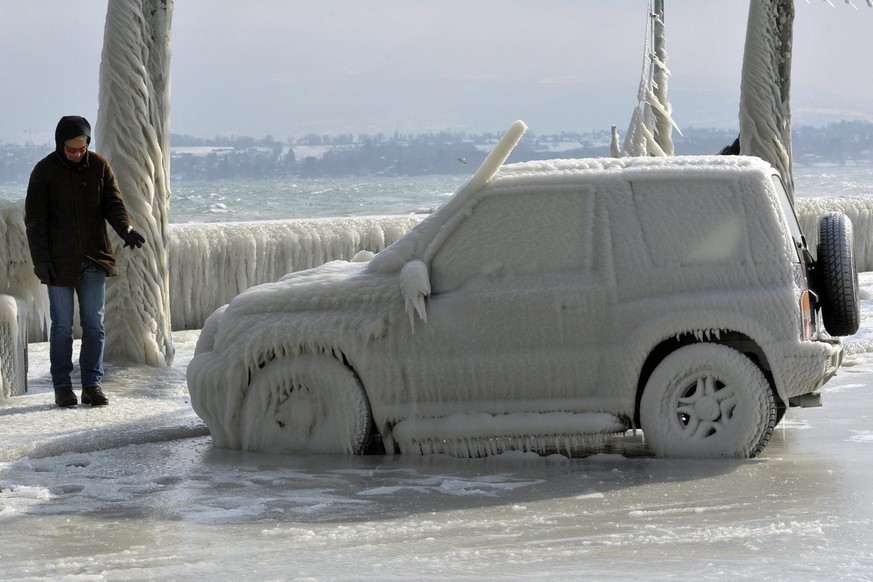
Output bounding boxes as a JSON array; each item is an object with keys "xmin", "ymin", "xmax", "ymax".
[
  {"xmin": 0, "ymin": 199, "xmax": 420, "ymax": 338},
  {"xmin": 0, "ymin": 295, "xmax": 28, "ymax": 398},
  {"xmin": 168, "ymin": 216, "xmax": 422, "ymax": 330},
  {"xmin": 0, "ymin": 199, "xmax": 49, "ymax": 342},
  {"xmin": 796, "ymin": 198, "xmax": 873, "ymax": 264},
  {"xmin": 0, "ymin": 197, "xmax": 870, "ymax": 337}
]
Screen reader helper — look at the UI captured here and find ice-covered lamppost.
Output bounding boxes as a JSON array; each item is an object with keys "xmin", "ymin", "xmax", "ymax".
[
  {"xmin": 651, "ymin": 0, "xmax": 673, "ymax": 156},
  {"xmin": 737, "ymin": 0, "xmax": 873, "ymax": 203},
  {"xmin": 739, "ymin": 0, "xmax": 796, "ymax": 204},
  {"xmin": 617, "ymin": 0, "xmax": 675, "ymax": 157},
  {"xmin": 96, "ymin": 0, "xmax": 175, "ymax": 366}
]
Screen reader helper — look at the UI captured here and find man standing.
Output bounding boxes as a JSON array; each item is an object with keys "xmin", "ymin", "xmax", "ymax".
[{"xmin": 25, "ymin": 116, "xmax": 146, "ymax": 408}]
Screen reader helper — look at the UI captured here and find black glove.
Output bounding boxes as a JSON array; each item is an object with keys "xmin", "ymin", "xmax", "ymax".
[
  {"xmin": 122, "ymin": 227, "xmax": 146, "ymax": 249},
  {"xmin": 33, "ymin": 261, "xmax": 56, "ymax": 284}
]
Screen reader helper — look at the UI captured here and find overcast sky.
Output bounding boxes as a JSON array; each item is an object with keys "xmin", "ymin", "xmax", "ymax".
[{"xmin": 1, "ymin": 1, "xmax": 870, "ymax": 144}]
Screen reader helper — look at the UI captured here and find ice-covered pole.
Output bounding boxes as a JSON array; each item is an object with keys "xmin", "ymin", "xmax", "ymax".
[
  {"xmin": 621, "ymin": 0, "xmax": 676, "ymax": 157},
  {"xmin": 740, "ymin": 0, "xmax": 795, "ymax": 204},
  {"xmin": 651, "ymin": 0, "xmax": 674, "ymax": 155},
  {"xmin": 96, "ymin": 0, "xmax": 175, "ymax": 366}
]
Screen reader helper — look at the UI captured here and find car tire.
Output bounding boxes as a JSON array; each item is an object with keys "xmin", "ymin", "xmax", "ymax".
[
  {"xmin": 816, "ymin": 212, "xmax": 860, "ymax": 336},
  {"xmin": 640, "ymin": 344, "xmax": 776, "ymax": 458},
  {"xmin": 239, "ymin": 353, "xmax": 373, "ymax": 454}
]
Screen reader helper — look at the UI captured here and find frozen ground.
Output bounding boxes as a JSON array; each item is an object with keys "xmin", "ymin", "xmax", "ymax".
[{"xmin": 2, "ymin": 277, "xmax": 873, "ymax": 580}]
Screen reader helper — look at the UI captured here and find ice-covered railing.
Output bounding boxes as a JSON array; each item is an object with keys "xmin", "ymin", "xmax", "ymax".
[
  {"xmin": 0, "ymin": 199, "xmax": 48, "ymax": 342},
  {"xmin": 0, "ymin": 295, "xmax": 28, "ymax": 398},
  {"xmin": 796, "ymin": 198, "xmax": 873, "ymax": 263},
  {"xmin": 0, "ymin": 206, "xmax": 419, "ymax": 338},
  {"xmin": 0, "ymin": 196, "xmax": 870, "ymax": 339},
  {"xmin": 167, "ymin": 217, "xmax": 420, "ymax": 330}
]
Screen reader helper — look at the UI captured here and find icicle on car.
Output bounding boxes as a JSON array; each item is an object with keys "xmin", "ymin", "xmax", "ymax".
[{"xmin": 187, "ymin": 121, "xmax": 857, "ymax": 459}]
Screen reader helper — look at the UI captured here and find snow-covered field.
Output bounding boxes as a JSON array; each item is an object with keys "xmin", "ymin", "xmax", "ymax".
[{"xmin": 2, "ymin": 275, "xmax": 873, "ymax": 580}]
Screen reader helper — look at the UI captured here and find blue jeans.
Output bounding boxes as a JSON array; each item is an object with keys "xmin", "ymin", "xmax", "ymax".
[{"xmin": 47, "ymin": 263, "xmax": 106, "ymax": 388}]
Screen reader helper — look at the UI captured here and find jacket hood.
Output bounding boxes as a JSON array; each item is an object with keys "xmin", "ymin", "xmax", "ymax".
[{"xmin": 54, "ymin": 115, "xmax": 92, "ymax": 157}]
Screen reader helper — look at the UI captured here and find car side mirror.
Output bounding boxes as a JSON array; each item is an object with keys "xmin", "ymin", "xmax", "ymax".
[{"xmin": 400, "ymin": 259, "xmax": 430, "ymax": 333}]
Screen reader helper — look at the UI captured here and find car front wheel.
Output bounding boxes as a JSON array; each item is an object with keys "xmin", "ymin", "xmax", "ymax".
[
  {"xmin": 640, "ymin": 344, "xmax": 776, "ymax": 458},
  {"xmin": 239, "ymin": 353, "xmax": 374, "ymax": 454}
]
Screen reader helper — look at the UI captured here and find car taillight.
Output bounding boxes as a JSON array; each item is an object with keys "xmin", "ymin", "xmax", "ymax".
[{"xmin": 800, "ymin": 289, "xmax": 818, "ymax": 340}]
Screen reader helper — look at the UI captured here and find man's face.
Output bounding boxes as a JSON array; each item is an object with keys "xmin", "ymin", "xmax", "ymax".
[{"xmin": 63, "ymin": 138, "xmax": 88, "ymax": 163}]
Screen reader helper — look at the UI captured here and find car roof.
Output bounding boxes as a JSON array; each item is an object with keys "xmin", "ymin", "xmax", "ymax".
[{"xmin": 492, "ymin": 155, "xmax": 776, "ymax": 185}]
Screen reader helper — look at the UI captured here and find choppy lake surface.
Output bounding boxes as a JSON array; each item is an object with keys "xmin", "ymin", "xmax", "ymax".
[{"xmin": 1, "ymin": 165, "xmax": 870, "ymax": 223}]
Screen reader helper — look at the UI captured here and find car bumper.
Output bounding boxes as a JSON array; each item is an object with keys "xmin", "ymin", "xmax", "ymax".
[{"xmin": 772, "ymin": 338, "xmax": 843, "ymax": 401}]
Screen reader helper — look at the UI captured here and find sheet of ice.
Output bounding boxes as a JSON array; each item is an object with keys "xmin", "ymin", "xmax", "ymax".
[
  {"xmin": 2, "ymin": 301, "xmax": 873, "ymax": 577},
  {"xmin": 0, "ymin": 330, "xmax": 206, "ymax": 462}
]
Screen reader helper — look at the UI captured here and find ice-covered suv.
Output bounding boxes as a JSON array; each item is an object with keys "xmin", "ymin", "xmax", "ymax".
[{"xmin": 187, "ymin": 121, "xmax": 857, "ymax": 458}]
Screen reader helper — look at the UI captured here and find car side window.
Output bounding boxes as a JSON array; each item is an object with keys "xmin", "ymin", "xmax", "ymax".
[
  {"xmin": 429, "ymin": 186, "xmax": 596, "ymax": 294},
  {"xmin": 631, "ymin": 178, "xmax": 749, "ymax": 267}
]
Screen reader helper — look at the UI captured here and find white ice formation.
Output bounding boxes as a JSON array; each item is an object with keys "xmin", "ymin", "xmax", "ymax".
[
  {"xmin": 168, "ymin": 217, "xmax": 421, "ymax": 331},
  {"xmin": 740, "ymin": 0, "xmax": 796, "ymax": 201},
  {"xmin": 618, "ymin": 0, "xmax": 677, "ymax": 157},
  {"xmin": 97, "ymin": 0, "xmax": 175, "ymax": 366},
  {"xmin": 0, "ymin": 294, "xmax": 27, "ymax": 398},
  {"xmin": 0, "ymin": 199, "xmax": 47, "ymax": 341}
]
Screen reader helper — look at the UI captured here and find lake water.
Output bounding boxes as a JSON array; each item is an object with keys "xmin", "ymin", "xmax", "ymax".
[
  {"xmin": 2, "ymin": 165, "xmax": 870, "ymax": 224},
  {"xmin": 165, "ymin": 174, "xmax": 467, "ymax": 222}
]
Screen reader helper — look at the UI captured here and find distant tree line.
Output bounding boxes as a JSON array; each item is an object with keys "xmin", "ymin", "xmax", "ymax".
[{"xmin": 1, "ymin": 122, "xmax": 871, "ymax": 184}]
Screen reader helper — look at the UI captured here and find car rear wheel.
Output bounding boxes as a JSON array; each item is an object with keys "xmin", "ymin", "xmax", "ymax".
[
  {"xmin": 239, "ymin": 353, "xmax": 373, "ymax": 454},
  {"xmin": 816, "ymin": 212, "xmax": 860, "ymax": 336},
  {"xmin": 640, "ymin": 344, "xmax": 776, "ymax": 458}
]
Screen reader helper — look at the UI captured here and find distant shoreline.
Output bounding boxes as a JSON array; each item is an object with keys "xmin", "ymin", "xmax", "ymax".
[{"xmin": 1, "ymin": 121, "xmax": 871, "ymax": 184}]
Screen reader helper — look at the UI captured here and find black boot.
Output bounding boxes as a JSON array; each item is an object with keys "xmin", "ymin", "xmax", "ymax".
[
  {"xmin": 54, "ymin": 386, "xmax": 78, "ymax": 407},
  {"xmin": 81, "ymin": 385, "xmax": 109, "ymax": 406}
]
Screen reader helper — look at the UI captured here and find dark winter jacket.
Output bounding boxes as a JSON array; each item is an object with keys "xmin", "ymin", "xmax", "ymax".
[{"xmin": 25, "ymin": 117, "xmax": 133, "ymax": 286}]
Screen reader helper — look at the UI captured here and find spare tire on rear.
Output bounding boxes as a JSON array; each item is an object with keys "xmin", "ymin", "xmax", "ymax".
[{"xmin": 816, "ymin": 212, "xmax": 860, "ymax": 336}]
